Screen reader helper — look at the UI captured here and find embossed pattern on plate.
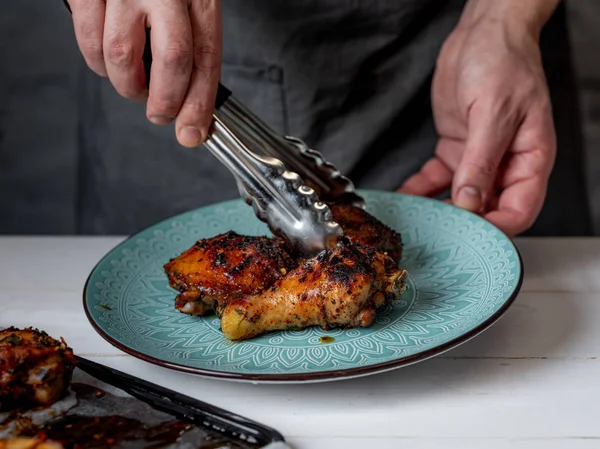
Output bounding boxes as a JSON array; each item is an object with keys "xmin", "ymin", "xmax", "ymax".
[{"xmin": 84, "ymin": 191, "xmax": 522, "ymax": 382}]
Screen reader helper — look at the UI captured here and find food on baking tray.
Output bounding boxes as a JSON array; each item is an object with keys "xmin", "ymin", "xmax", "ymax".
[
  {"xmin": 0, "ymin": 328, "xmax": 76, "ymax": 411},
  {"xmin": 0, "ymin": 438, "xmax": 64, "ymax": 449},
  {"xmin": 220, "ymin": 239, "xmax": 408, "ymax": 340},
  {"xmin": 164, "ymin": 202, "xmax": 407, "ymax": 340},
  {"xmin": 164, "ymin": 231, "xmax": 297, "ymax": 316}
]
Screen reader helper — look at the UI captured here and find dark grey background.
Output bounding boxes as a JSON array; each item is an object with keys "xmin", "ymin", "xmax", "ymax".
[{"xmin": 1, "ymin": 1, "xmax": 598, "ymax": 235}]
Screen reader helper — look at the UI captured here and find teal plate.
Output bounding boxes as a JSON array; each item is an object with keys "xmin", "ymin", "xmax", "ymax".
[{"xmin": 83, "ymin": 190, "xmax": 523, "ymax": 383}]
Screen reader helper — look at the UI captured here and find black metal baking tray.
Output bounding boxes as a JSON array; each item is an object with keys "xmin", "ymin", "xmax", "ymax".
[{"xmin": 0, "ymin": 356, "xmax": 289, "ymax": 448}]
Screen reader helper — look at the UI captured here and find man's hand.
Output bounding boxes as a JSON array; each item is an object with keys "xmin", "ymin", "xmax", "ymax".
[
  {"xmin": 69, "ymin": 0, "xmax": 221, "ymax": 148},
  {"xmin": 398, "ymin": 0, "xmax": 561, "ymax": 237}
]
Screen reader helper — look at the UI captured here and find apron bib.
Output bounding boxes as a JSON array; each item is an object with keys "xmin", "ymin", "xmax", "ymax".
[{"xmin": 76, "ymin": 1, "xmax": 591, "ymax": 236}]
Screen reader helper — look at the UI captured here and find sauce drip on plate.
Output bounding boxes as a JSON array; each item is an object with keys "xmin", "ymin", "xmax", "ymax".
[{"xmin": 319, "ymin": 336, "xmax": 335, "ymax": 344}]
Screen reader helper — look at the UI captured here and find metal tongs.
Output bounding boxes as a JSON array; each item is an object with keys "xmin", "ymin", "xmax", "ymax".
[
  {"xmin": 207, "ymin": 83, "xmax": 365, "ymax": 256},
  {"xmin": 61, "ymin": 2, "xmax": 363, "ymax": 256}
]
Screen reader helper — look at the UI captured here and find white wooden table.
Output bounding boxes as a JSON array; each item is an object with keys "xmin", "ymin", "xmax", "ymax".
[{"xmin": 1, "ymin": 236, "xmax": 599, "ymax": 448}]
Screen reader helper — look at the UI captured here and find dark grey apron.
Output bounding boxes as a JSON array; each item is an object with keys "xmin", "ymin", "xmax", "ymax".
[{"xmin": 76, "ymin": 1, "xmax": 592, "ymax": 236}]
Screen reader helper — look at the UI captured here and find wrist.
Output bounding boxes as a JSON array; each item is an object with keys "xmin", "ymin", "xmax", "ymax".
[{"xmin": 458, "ymin": 0, "xmax": 561, "ymax": 39}]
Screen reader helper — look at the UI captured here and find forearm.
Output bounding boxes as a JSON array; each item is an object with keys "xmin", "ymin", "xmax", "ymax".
[{"xmin": 459, "ymin": 0, "xmax": 562, "ymax": 37}]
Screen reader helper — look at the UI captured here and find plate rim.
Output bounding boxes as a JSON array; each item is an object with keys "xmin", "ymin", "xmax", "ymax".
[{"xmin": 82, "ymin": 191, "xmax": 524, "ymax": 383}]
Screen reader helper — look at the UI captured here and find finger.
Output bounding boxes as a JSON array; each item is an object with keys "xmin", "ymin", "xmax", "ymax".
[
  {"xmin": 452, "ymin": 100, "xmax": 523, "ymax": 213},
  {"xmin": 484, "ymin": 175, "xmax": 547, "ymax": 237},
  {"xmin": 146, "ymin": 1, "xmax": 194, "ymax": 125},
  {"xmin": 397, "ymin": 157, "xmax": 452, "ymax": 197},
  {"xmin": 175, "ymin": 0, "xmax": 222, "ymax": 147},
  {"xmin": 70, "ymin": 0, "xmax": 107, "ymax": 76},
  {"xmin": 434, "ymin": 137, "xmax": 465, "ymax": 172},
  {"xmin": 484, "ymin": 108, "xmax": 555, "ymax": 236},
  {"xmin": 103, "ymin": 2, "xmax": 147, "ymax": 100},
  {"xmin": 496, "ymin": 109, "xmax": 556, "ymax": 190}
]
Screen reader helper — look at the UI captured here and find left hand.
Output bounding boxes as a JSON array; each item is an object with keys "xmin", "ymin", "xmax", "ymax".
[{"xmin": 398, "ymin": 11, "xmax": 556, "ymax": 237}]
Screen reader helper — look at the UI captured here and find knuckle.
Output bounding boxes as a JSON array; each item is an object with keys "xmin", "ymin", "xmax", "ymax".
[
  {"xmin": 193, "ymin": 45, "xmax": 219, "ymax": 61},
  {"xmin": 161, "ymin": 44, "xmax": 192, "ymax": 69},
  {"xmin": 182, "ymin": 100, "xmax": 213, "ymax": 122},
  {"xmin": 117, "ymin": 87, "xmax": 143, "ymax": 100},
  {"xmin": 81, "ymin": 40, "xmax": 104, "ymax": 61},
  {"xmin": 192, "ymin": 45, "xmax": 220, "ymax": 72},
  {"xmin": 106, "ymin": 39, "xmax": 136, "ymax": 68},
  {"xmin": 149, "ymin": 97, "xmax": 182, "ymax": 117},
  {"xmin": 531, "ymin": 147, "xmax": 555, "ymax": 175},
  {"xmin": 468, "ymin": 158, "xmax": 497, "ymax": 178},
  {"xmin": 74, "ymin": 20, "xmax": 104, "ymax": 62},
  {"xmin": 481, "ymin": 95, "xmax": 517, "ymax": 123},
  {"xmin": 178, "ymin": 100, "xmax": 213, "ymax": 130}
]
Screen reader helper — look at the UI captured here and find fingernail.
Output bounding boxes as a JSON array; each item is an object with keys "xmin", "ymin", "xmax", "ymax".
[
  {"xmin": 180, "ymin": 126, "xmax": 204, "ymax": 147},
  {"xmin": 455, "ymin": 186, "xmax": 481, "ymax": 212},
  {"xmin": 148, "ymin": 115, "xmax": 173, "ymax": 125}
]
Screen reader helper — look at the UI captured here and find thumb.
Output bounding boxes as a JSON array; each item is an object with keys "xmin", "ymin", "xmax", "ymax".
[{"xmin": 452, "ymin": 101, "xmax": 519, "ymax": 212}]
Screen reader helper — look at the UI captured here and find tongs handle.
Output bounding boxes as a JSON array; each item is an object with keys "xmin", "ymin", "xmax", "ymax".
[{"xmin": 215, "ymin": 82, "xmax": 232, "ymax": 110}]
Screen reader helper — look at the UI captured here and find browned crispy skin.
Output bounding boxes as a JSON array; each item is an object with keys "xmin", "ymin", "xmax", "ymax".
[
  {"xmin": 329, "ymin": 202, "xmax": 403, "ymax": 263},
  {"xmin": 0, "ymin": 328, "xmax": 76, "ymax": 412},
  {"xmin": 219, "ymin": 241, "xmax": 408, "ymax": 340},
  {"xmin": 164, "ymin": 204, "xmax": 404, "ymax": 319},
  {"xmin": 163, "ymin": 231, "xmax": 297, "ymax": 315}
]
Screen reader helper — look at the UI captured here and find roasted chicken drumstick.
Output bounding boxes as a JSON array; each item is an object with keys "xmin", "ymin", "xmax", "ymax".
[{"xmin": 219, "ymin": 240, "xmax": 408, "ymax": 340}]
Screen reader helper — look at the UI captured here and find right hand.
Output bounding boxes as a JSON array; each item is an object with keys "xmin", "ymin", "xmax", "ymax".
[{"xmin": 69, "ymin": 0, "xmax": 222, "ymax": 148}]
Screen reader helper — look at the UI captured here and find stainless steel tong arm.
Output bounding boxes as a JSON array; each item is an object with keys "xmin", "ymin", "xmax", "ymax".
[
  {"xmin": 217, "ymin": 96, "xmax": 364, "ymax": 208},
  {"xmin": 204, "ymin": 111, "xmax": 342, "ymax": 256}
]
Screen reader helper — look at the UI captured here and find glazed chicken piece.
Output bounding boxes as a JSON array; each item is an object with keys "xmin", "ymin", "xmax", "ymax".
[
  {"xmin": 164, "ymin": 231, "xmax": 297, "ymax": 315},
  {"xmin": 219, "ymin": 240, "xmax": 408, "ymax": 340},
  {"xmin": 0, "ymin": 328, "xmax": 76, "ymax": 411},
  {"xmin": 329, "ymin": 202, "xmax": 403, "ymax": 263},
  {"xmin": 164, "ymin": 203, "xmax": 404, "ymax": 318}
]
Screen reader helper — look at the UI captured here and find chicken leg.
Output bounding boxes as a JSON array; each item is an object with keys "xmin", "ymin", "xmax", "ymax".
[{"xmin": 219, "ymin": 240, "xmax": 408, "ymax": 340}]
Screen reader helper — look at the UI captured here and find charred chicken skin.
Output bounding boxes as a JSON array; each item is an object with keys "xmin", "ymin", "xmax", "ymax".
[
  {"xmin": 219, "ymin": 240, "xmax": 408, "ymax": 340},
  {"xmin": 0, "ymin": 328, "xmax": 76, "ymax": 411},
  {"xmin": 164, "ymin": 204, "xmax": 407, "ymax": 340},
  {"xmin": 329, "ymin": 202, "xmax": 403, "ymax": 263},
  {"xmin": 164, "ymin": 231, "xmax": 297, "ymax": 316},
  {"xmin": 164, "ymin": 205, "xmax": 403, "ymax": 316}
]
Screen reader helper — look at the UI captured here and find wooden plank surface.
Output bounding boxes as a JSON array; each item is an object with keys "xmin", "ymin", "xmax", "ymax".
[{"xmin": 1, "ymin": 237, "xmax": 599, "ymax": 448}]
